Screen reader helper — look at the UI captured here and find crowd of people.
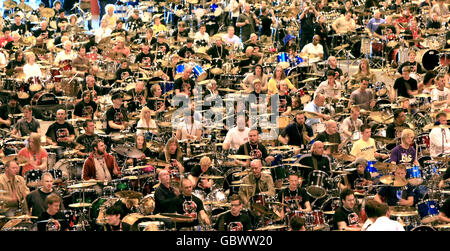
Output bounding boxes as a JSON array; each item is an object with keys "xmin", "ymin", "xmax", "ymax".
[{"xmin": 0, "ymin": 0, "xmax": 449, "ymax": 231}]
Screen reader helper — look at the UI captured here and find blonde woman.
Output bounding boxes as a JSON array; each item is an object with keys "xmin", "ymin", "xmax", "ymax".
[
  {"xmin": 267, "ymin": 64, "xmax": 297, "ymax": 95},
  {"xmin": 136, "ymin": 106, "xmax": 158, "ymax": 136},
  {"xmin": 101, "ymin": 4, "xmax": 118, "ymax": 30}
]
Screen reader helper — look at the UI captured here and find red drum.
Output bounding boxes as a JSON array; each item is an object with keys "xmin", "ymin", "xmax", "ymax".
[
  {"xmin": 310, "ymin": 210, "xmax": 325, "ymax": 228},
  {"xmin": 28, "ymin": 77, "xmax": 42, "ymax": 92},
  {"xmin": 287, "ymin": 210, "xmax": 308, "ymax": 226},
  {"xmin": 51, "ymin": 67, "xmax": 62, "ymax": 82},
  {"xmin": 417, "ymin": 133, "xmax": 430, "ymax": 148},
  {"xmin": 60, "ymin": 59, "xmax": 72, "ymax": 71},
  {"xmin": 287, "ymin": 210, "xmax": 325, "ymax": 230},
  {"xmin": 250, "ymin": 194, "xmax": 268, "ymax": 208},
  {"xmin": 371, "ymin": 41, "xmax": 384, "ymax": 55}
]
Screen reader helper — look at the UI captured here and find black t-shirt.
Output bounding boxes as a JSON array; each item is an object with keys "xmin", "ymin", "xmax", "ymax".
[
  {"xmin": 340, "ymin": 170, "xmax": 371, "ymax": 190},
  {"xmin": 77, "ymin": 84, "xmax": 103, "ymax": 99},
  {"xmin": 393, "ymin": 77, "xmax": 418, "ymax": 98},
  {"xmin": 157, "ymin": 152, "xmax": 178, "ymax": 163},
  {"xmin": 116, "ymin": 67, "xmax": 133, "ymax": 80},
  {"xmin": 206, "ymin": 45, "xmax": 229, "ymax": 60},
  {"xmin": 152, "ymin": 42, "xmax": 170, "ymax": 58},
  {"xmin": 386, "ymin": 123, "xmax": 409, "ymax": 139},
  {"xmin": 398, "ymin": 61, "xmax": 424, "ymax": 74},
  {"xmin": 174, "ymin": 77, "xmax": 195, "ymax": 95},
  {"xmin": 215, "ymin": 212, "xmax": 253, "ymax": 231},
  {"xmin": 375, "ymin": 24, "xmax": 396, "ymax": 36},
  {"xmin": 277, "ymin": 187, "xmax": 310, "ymax": 210},
  {"xmin": 74, "ymin": 100, "xmax": 97, "ymax": 118},
  {"xmin": 102, "ymin": 222, "xmax": 132, "ymax": 231},
  {"xmin": 281, "ymin": 123, "xmax": 314, "ymax": 147},
  {"xmin": 37, "ymin": 211, "xmax": 70, "ymax": 231},
  {"xmin": 260, "ymin": 15, "xmax": 273, "ymax": 37},
  {"xmin": 14, "ymin": 118, "xmax": 40, "ymax": 137},
  {"xmin": 33, "ymin": 28, "xmax": 52, "ymax": 38},
  {"xmin": 45, "ymin": 122, "xmax": 75, "ymax": 148},
  {"xmin": 441, "ymin": 198, "xmax": 450, "ymax": 218},
  {"xmin": 106, "ymin": 106, "xmax": 128, "ymax": 134},
  {"xmin": 443, "ymin": 167, "xmax": 450, "ymax": 180},
  {"xmin": 76, "ymin": 134, "xmax": 99, "ymax": 153},
  {"xmin": 324, "ymin": 67, "xmax": 343, "ymax": 80},
  {"xmin": 315, "ymin": 131, "xmax": 341, "ymax": 153},
  {"xmin": 173, "ymin": 194, "xmax": 205, "ymax": 228},
  {"xmin": 10, "ymin": 23, "xmax": 26, "ymax": 35},
  {"xmin": 154, "ymin": 184, "xmax": 177, "ymax": 214},
  {"xmin": 298, "ymin": 154, "xmax": 331, "ymax": 182},
  {"xmin": 237, "ymin": 142, "xmax": 268, "ymax": 162},
  {"xmin": 333, "ymin": 206, "xmax": 360, "ymax": 230},
  {"xmin": 26, "ymin": 189, "xmax": 53, "ymax": 218},
  {"xmin": 126, "ymin": 16, "xmax": 144, "ymax": 31},
  {"xmin": 135, "ymin": 52, "xmax": 155, "ymax": 65},
  {"xmin": 300, "ymin": 13, "xmax": 316, "ymax": 35},
  {"xmin": 178, "ymin": 46, "xmax": 195, "ymax": 58},
  {"xmin": 0, "ymin": 104, "xmax": 21, "ymax": 128}
]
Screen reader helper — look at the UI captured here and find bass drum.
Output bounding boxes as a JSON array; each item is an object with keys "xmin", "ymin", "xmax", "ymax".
[
  {"xmin": 419, "ymin": 49, "xmax": 440, "ymax": 71},
  {"xmin": 30, "ymin": 92, "xmax": 58, "ymax": 106}
]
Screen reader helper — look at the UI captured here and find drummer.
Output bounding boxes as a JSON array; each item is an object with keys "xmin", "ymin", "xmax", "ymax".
[
  {"xmin": 267, "ymin": 64, "xmax": 297, "ymax": 95},
  {"xmin": 374, "ymin": 165, "xmax": 414, "ymax": 207},
  {"xmin": 194, "ymin": 24, "xmax": 210, "ymax": 48},
  {"xmin": 187, "ymin": 156, "xmax": 220, "ymax": 194},
  {"xmin": 278, "ymin": 111, "xmax": 314, "ymax": 149},
  {"xmin": 11, "ymin": 105, "xmax": 41, "ymax": 138},
  {"xmin": 235, "ymin": 129, "xmax": 275, "ymax": 167},
  {"xmin": 23, "ymin": 52, "xmax": 43, "ymax": 81},
  {"xmin": 81, "ymin": 139, "xmax": 121, "ymax": 182},
  {"xmin": 431, "ymin": 74, "xmax": 450, "ymax": 112},
  {"xmin": 0, "ymin": 160, "xmax": 30, "ymax": 217},
  {"xmin": 430, "ymin": 112, "xmax": 450, "ymax": 158},
  {"xmin": 0, "ymin": 93, "xmax": 22, "ymax": 129},
  {"xmin": 304, "ymin": 93, "xmax": 331, "ymax": 128},
  {"xmin": 314, "ymin": 70, "xmax": 342, "ymax": 100},
  {"xmin": 277, "ymin": 172, "xmax": 312, "ymax": 221},
  {"xmin": 349, "ymin": 77, "xmax": 375, "ymax": 111},
  {"xmin": 386, "ymin": 109, "xmax": 410, "ymax": 142},
  {"xmin": 45, "ymin": 109, "xmax": 76, "ymax": 149},
  {"xmin": 214, "ymin": 194, "xmax": 253, "ymax": 231},
  {"xmin": 341, "ymin": 106, "xmax": 363, "ymax": 141},
  {"xmin": 175, "ymin": 108, "xmax": 203, "ymax": 141},
  {"xmin": 105, "ymin": 92, "xmax": 129, "ymax": 134},
  {"xmin": 238, "ymin": 159, "xmax": 275, "ymax": 208},
  {"xmin": 297, "ymin": 141, "xmax": 332, "ymax": 179},
  {"xmin": 73, "ymin": 90, "xmax": 99, "ymax": 119},
  {"xmin": 397, "ymin": 50, "xmax": 425, "ymax": 75},
  {"xmin": 338, "ymin": 158, "xmax": 373, "ymax": 191},
  {"xmin": 75, "ymin": 119, "xmax": 99, "ymax": 157},
  {"xmin": 315, "ymin": 120, "xmax": 342, "ymax": 155},
  {"xmin": 300, "ymin": 35, "xmax": 324, "ymax": 61},
  {"xmin": 156, "ymin": 137, "xmax": 185, "ymax": 175},
  {"xmin": 389, "ymin": 129, "xmax": 420, "ymax": 166},
  {"xmin": 350, "ymin": 125, "xmax": 389, "ymax": 161},
  {"xmin": 54, "ymin": 40, "xmax": 76, "ymax": 65},
  {"xmin": 331, "ymin": 10, "xmax": 356, "ymax": 35},
  {"xmin": 242, "ymin": 64, "xmax": 269, "ymax": 93},
  {"xmin": 18, "ymin": 132, "xmax": 48, "ymax": 177}
]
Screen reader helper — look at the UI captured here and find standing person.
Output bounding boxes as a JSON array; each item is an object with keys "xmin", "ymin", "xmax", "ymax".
[
  {"xmin": 215, "ymin": 194, "xmax": 253, "ymax": 231},
  {"xmin": 236, "ymin": 4, "xmax": 257, "ymax": 43},
  {"xmin": 259, "ymin": 8, "xmax": 276, "ymax": 41},
  {"xmin": 25, "ymin": 173, "xmax": 59, "ymax": 218},
  {"xmin": 0, "ymin": 160, "xmax": 30, "ymax": 217},
  {"xmin": 365, "ymin": 200, "xmax": 405, "ymax": 231},
  {"xmin": 299, "ymin": 3, "xmax": 319, "ymax": 51},
  {"xmin": 333, "ymin": 189, "xmax": 362, "ymax": 231},
  {"xmin": 37, "ymin": 194, "xmax": 69, "ymax": 231},
  {"xmin": 18, "ymin": 133, "xmax": 48, "ymax": 177}
]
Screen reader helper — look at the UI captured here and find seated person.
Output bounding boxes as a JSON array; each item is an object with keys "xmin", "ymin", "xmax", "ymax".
[
  {"xmin": 214, "ymin": 194, "xmax": 253, "ymax": 231},
  {"xmin": 333, "ymin": 189, "xmax": 362, "ymax": 231},
  {"xmin": 374, "ymin": 165, "xmax": 414, "ymax": 207}
]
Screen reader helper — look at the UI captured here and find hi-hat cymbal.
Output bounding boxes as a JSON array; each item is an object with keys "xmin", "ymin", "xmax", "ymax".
[
  {"xmin": 7, "ymin": 215, "xmax": 38, "ymax": 220},
  {"xmin": 323, "ymin": 142, "xmax": 338, "ymax": 146},
  {"xmin": 228, "ymin": 155, "xmax": 252, "ymax": 160},
  {"xmin": 373, "ymin": 162, "xmax": 397, "ymax": 170},
  {"xmin": 334, "ymin": 44, "xmax": 349, "ymax": 50},
  {"xmin": 69, "ymin": 203, "xmax": 92, "ymax": 208},
  {"xmin": 415, "ymin": 93, "xmax": 431, "ymax": 98},
  {"xmin": 255, "ymin": 224, "xmax": 287, "ymax": 231},
  {"xmin": 301, "ymin": 77, "xmax": 319, "ymax": 83},
  {"xmin": 67, "ymin": 182, "xmax": 95, "ymax": 189}
]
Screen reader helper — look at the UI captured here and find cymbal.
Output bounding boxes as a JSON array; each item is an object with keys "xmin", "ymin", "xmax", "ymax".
[
  {"xmin": 228, "ymin": 155, "xmax": 252, "ymax": 160},
  {"xmin": 301, "ymin": 77, "xmax": 319, "ymax": 83},
  {"xmin": 4, "ymin": 0, "xmax": 17, "ymax": 9},
  {"xmin": 332, "ymin": 153, "xmax": 356, "ymax": 162},
  {"xmin": 230, "ymin": 184, "xmax": 254, "ymax": 187},
  {"xmin": 380, "ymin": 175, "xmax": 394, "ymax": 185},
  {"xmin": 2, "ymin": 155, "xmax": 30, "ymax": 165},
  {"xmin": 252, "ymin": 203, "xmax": 277, "ymax": 217},
  {"xmin": 158, "ymin": 122, "xmax": 172, "ymax": 128},
  {"xmin": 115, "ymin": 190, "xmax": 143, "ymax": 199},
  {"xmin": 41, "ymin": 8, "xmax": 55, "ymax": 18},
  {"xmin": 160, "ymin": 213, "xmax": 192, "ymax": 219},
  {"xmin": 147, "ymin": 159, "xmax": 168, "ymax": 167},
  {"xmin": 67, "ymin": 182, "xmax": 95, "ymax": 189},
  {"xmin": 69, "ymin": 203, "xmax": 92, "ymax": 208},
  {"xmin": 199, "ymin": 175, "xmax": 224, "ymax": 179},
  {"xmin": 415, "ymin": 93, "xmax": 431, "ymax": 98},
  {"xmin": 266, "ymin": 201, "xmax": 289, "ymax": 207},
  {"xmin": 7, "ymin": 215, "xmax": 38, "ymax": 220},
  {"xmin": 323, "ymin": 142, "xmax": 339, "ymax": 146},
  {"xmin": 66, "ymin": 158, "xmax": 85, "ymax": 162},
  {"xmin": 285, "ymin": 163, "xmax": 312, "ymax": 168},
  {"xmin": 373, "ymin": 162, "xmax": 397, "ymax": 170},
  {"xmin": 112, "ymin": 146, "xmax": 145, "ymax": 158},
  {"xmin": 218, "ymin": 88, "xmax": 238, "ymax": 92},
  {"xmin": 433, "ymin": 155, "xmax": 450, "ymax": 162},
  {"xmin": 333, "ymin": 44, "xmax": 349, "ymax": 50},
  {"xmin": 255, "ymin": 224, "xmax": 287, "ymax": 231}
]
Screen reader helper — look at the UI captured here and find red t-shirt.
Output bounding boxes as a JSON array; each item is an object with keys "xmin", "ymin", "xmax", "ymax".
[{"xmin": 18, "ymin": 147, "xmax": 48, "ymax": 176}]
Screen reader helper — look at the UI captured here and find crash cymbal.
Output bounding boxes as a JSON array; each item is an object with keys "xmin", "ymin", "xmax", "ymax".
[
  {"xmin": 323, "ymin": 142, "xmax": 339, "ymax": 146},
  {"xmin": 252, "ymin": 203, "xmax": 278, "ymax": 217},
  {"xmin": 43, "ymin": 145, "xmax": 62, "ymax": 150},
  {"xmin": 255, "ymin": 224, "xmax": 287, "ymax": 231},
  {"xmin": 41, "ymin": 8, "xmax": 55, "ymax": 18},
  {"xmin": 7, "ymin": 215, "xmax": 38, "ymax": 220},
  {"xmin": 393, "ymin": 177, "xmax": 408, "ymax": 187},
  {"xmin": 415, "ymin": 93, "xmax": 431, "ymax": 98},
  {"xmin": 266, "ymin": 201, "xmax": 289, "ymax": 207},
  {"xmin": 230, "ymin": 183, "xmax": 254, "ymax": 187},
  {"xmin": 115, "ymin": 190, "xmax": 143, "ymax": 199},
  {"xmin": 4, "ymin": 0, "xmax": 17, "ymax": 9},
  {"xmin": 228, "ymin": 155, "xmax": 252, "ymax": 160},
  {"xmin": 199, "ymin": 175, "xmax": 224, "ymax": 179},
  {"xmin": 67, "ymin": 182, "xmax": 95, "ymax": 189},
  {"xmin": 300, "ymin": 77, "xmax": 319, "ymax": 83},
  {"xmin": 66, "ymin": 158, "xmax": 85, "ymax": 162},
  {"xmin": 69, "ymin": 203, "xmax": 92, "ymax": 208},
  {"xmin": 333, "ymin": 44, "xmax": 349, "ymax": 51},
  {"xmin": 113, "ymin": 146, "xmax": 145, "ymax": 158},
  {"xmin": 158, "ymin": 121, "xmax": 172, "ymax": 128},
  {"xmin": 286, "ymin": 163, "xmax": 312, "ymax": 168},
  {"xmin": 147, "ymin": 159, "xmax": 168, "ymax": 167}
]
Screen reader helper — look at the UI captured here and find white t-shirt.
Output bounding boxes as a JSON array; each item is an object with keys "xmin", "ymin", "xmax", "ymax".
[
  {"xmin": 366, "ymin": 216, "xmax": 405, "ymax": 231},
  {"xmin": 429, "ymin": 127, "xmax": 450, "ymax": 157},
  {"xmin": 301, "ymin": 43, "xmax": 324, "ymax": 56},
  {"xmin": 136, "ymin": 119, "xmax": 157, "ymax": 136},
  {"xmin": 95, "ymin": 27, "xmax": 112, "ymax": 44},
  {"xmin": 223, "ymin": 127, "xmax": 250, "ymax": 150},
  {"xmin": 431, "ymin": 87, "xmax": 450, "ymax": 111},
  {"xmin": 314, "ymin": 80, "xmax": 342, "ymax": 99},
  {"xmin": 177, "ymin": 121, "xmax": 203, "ymax": 140},
  {"xmin": 23, "ymin": 63, "xmax": 43, "ymax": 80},
  {"xmin": 223, "ymin": 34, "xmax": 241, "ymax": 46},
  {"xmin": 54, "ymin": 51, "xmax": 77, "ymax": 65},
  {"xmin": 194, "ymin": 31, "xmax": 210, "ymax": 46}
]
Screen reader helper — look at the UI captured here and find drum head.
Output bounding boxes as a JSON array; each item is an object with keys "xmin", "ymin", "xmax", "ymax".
[
  {"xmin": 421, "ymin": 49, "xmax": 440, "ymax": 71},
  {"xmin": 411, "ymin": 225, "xmax": 436, "ymax": 231}
]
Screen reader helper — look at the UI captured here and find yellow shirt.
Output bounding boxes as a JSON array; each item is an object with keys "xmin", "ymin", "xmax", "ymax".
[
  {"xmin": 351, "ymin": 138, "xmax": 376, "ymax": 161},
  {"xmin": 267, "ymin": 78, "xmax": 294, "ymax": 94},
  {"xmin": 152, "ymin": 24, "xmax": 167, "ymax": 34}
]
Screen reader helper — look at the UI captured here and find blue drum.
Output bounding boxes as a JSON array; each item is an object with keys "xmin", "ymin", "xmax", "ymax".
[
  {"xmin": 192, "ymin": 64, "xmax": 207, "ymax": 81},
  {"xmin": 407, "ymin": 166, "xmax": 423, "ymax": 185},
  {"xmin": 366, "ymin": 161, "xmax": 378, "ymax": 176},
  {"xmin": 417, "ymin": 199, "xmax": 439, "ymax": 220},
  {"xmin": 176, "ymin": 64, "xmax": 185, "ymax": 75},
  {"xmin": 290, "ymin": 56, "xmax": 304, "ymax": 68},
  {"xmin": 210, "ymin": 4, "xmax": 218, "ymax": 12},
  {"xmin": 277, "ymin": 52, "xmax": 290, "ymax": 69}
]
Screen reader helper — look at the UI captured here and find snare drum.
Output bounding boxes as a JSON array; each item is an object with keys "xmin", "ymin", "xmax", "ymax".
[
  {"xmin": 138, "ymin": 194, "xmax": 155, "ymax": 215},
  {"xmin": 310, "ymin": 210, "xmax": 325, "ymax": 230},
  {"xmin": 406, "ymin": 166, "xmax": 423, "ymax": 185},
  {"xmin": 306, "ymin": 170, "xmax": 329, "ymax": 199},
  {"xmin": 71, "ymin": 188, "xmax": 98, "ymax": 204},
  {"xmin": 374, "ymin": 82, "xmax": 388, "ymax": 97},
  {"xmin": 417, "ymin": 199, "xmax": 439, "ymax": 220},
  {"xmin": 28, "ymin": 77, "xmax": 42, "ymax": 92},
  {"xmin": 250, "ymin": 193, "xmax": 268, "ymax": 208},
  {"xmin": 47, "ymin": 169, "xmax": 63, "ymax": 183},
  {"xmin": 371, "ymin": 41, "xmax": 384, "ymax": 57},
  {"xmin": 277, "ymin": 52, "xmax": 290, "ymax": 69},
  {"xmin": 60, "ymin": 59, "xmax": 72, "ymax": 72}
]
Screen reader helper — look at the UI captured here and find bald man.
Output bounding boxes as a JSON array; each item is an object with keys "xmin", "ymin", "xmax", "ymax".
[
  {"xmin": 315, "ymin": 120, "xmax": 343, "ymax": 154},
  {"xmin": 238, "ymin": 159, "xmax": 275, "ymax": 208},
  {"xmin": 45, "ymin": 109, "xmax": 76, "ymax": 148},
  {"xmin": 298, "ymin": 141, "xmax": 332, "ymax": 182},
  {"xmin": 304, "ymin": 93, "xmax": 331, "ymax": 128}
]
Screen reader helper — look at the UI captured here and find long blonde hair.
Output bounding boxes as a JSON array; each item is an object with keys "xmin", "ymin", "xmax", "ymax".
[
  {"xmin": 164, "ymin": 137, "xmax": 183, "ymax": 162},
  {"xmin": 28, "ymin": 132, "xmax": 41, "ymax": 153}
]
